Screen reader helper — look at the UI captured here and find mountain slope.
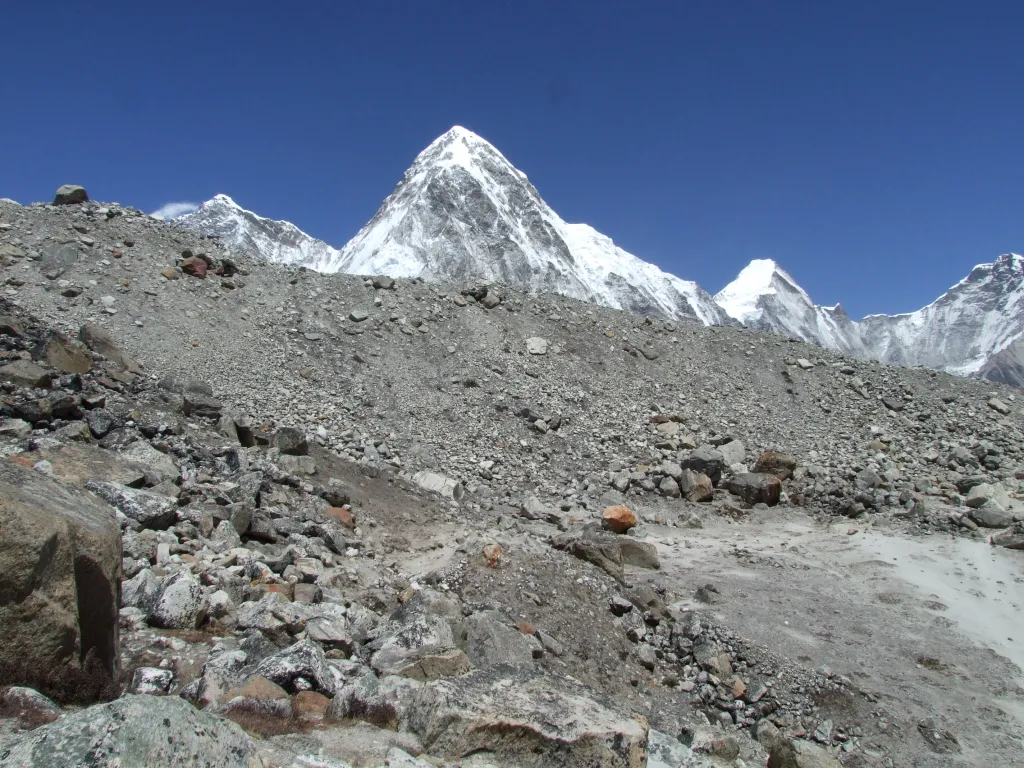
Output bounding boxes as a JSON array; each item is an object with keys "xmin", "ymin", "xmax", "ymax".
[
  {"xmin": 715, "ymin": 253, "xmax": 1024, "ymax": 384},
  {"xmin": 177, "ymin": 194, "xmax": 340, "ymax": 269},
  {"xmin": 715, "ymin": 259, "xmax": 864, "ymax": 353},
  {"xmin": 178, "ymin": 127, "xmax": 728, "ymax": 325}
]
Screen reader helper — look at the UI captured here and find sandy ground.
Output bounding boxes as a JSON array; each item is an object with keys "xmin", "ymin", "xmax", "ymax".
[{"xmin": 646, "ymin": 508, "xmax": 1024, "ymax": 766}]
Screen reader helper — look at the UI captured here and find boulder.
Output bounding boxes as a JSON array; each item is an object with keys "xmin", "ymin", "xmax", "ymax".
[
  {"xmin": 43, "ymin": 334, "xmax": 92, "ymax": 374},
  {"xmin": 0, "ymin": 459, "xmax": 121, "ymax": 701},
  {"xmin": 78, "ymin": 323, "xmax": 139, "ymax": 372},
  {"xmin": 53, "ymin": 184, "xmax": 88, "ymax": 205},
  {"xmin": 602, "ymin": 505, "xmax": 637, "ymax": 533},
  {"xmin": 681, "ymin": 446, "xmax": 726, "ymax": 484},
  {"xmin": 85, "ymin": 481, "xmax": 178, "ymax": 529},
  {"xmin": 725, "ymin": 473, "xmax": 782, "ymax": 506},
  {"xmin": 464, "ymin": 611, "xmax": 536, "ymax": 668},
  {"xmin": 965, "ymin": 482, "xmax": 1011, "ymax": 510},
  {"xmin": 754, "ymin": 451, "xmax": 799, "ymax": 480},
  {"xmin": 0, "ymin": 359, "xmax": 55, "ymax": 389},
  {"xmin": 0, "ymin": 694, "xmax": 261, "ymax": 767},
  {"xmin": 116, "ymin": 440, "xmax": 181, "ymax": 483},
  {"xmin": 551, "ymin": 529, "xmax": 625, "ymax": 582},
  {"xmin": 407, "ymin": 665, "xmax": 648, "ymax": 767},
  {"xmin": 717, "ymin": 439, "xmax": 745, "ymax": 466},
  {"xmin": 969, "ymin": 503, "xmax": 1013, "ymax": 529},
  {"xmin": 182, "ymin": 391, "xmax": 224, "ymax": 419},
  {"xmin": 678, "ymin": 469, "xmax": 713, "ymax": 502},
  {"xmin": 18, "ymin": 442, "xmax": 146, "ymax": 488},
  {"xmin": 411, "ymin": 470, "xmax": 464, "ymax": 500},
  {"xmin": 271, "ymin": 426, "xmax": 308, "ymax": 456},
  {"xmin": 252, "ymin": 638, "xmax": 336, "ymax": 696},
  {"xmin": 991, "ymin": 522, "xmax": 1024, "ymax": 549},
  {"xmin": 148, "ymin": 570, "xmax": 206, "ymax": 629},
  {"xmin": 768, "ymin": 738, "xmax": 842, "ymax": 768}
]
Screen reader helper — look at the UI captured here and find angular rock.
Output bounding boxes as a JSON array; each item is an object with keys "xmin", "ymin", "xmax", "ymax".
[
  {"xmin": 272, "ymin": 426, "xmax": 308, "ymax": 456},
  {"xmin": 407, "ymin": 665, "xmax": 648, "ymax": 767},
  {"xmin": 526, "ymin": 337, "xmax": 549, "ymax": 355},
  {"xmin": 717, "ymin": 439, "xmax": 745, "ymax": 467},
  {"xmin": 969, "ymin": 503, "xmax": 1013, "ymax": 529},
  {"xmin": 754, "ymin": 451, "xmax": 799, "ymax": 480},
  {"xmin": 0, "ymin": 360, "xmax": 55, "ymax": 389},
  {"xmin": 681, "ymin": 446, "xmax": 726, "ymax": 484},
  {"xmin": 43, "ymin": 334, "xmax": 92, "ymax": 374},
  {"xmin": 725, "ymin": 473, "xmax": 782, "ymax": 506},
  {"xmin": 0, "ymin": 694, "xmax": 260, "ymax": 767},
  {"xmin": 130, "ymin": 666, "xmax": 174, "ymax": 694},
  {"xmin": 991, "ymin": 522, "xmax": 1024, "ymax": 549},
  {"xmin": 78, "ymin": 323, "xmax": 138, "ymax": 372},
  {"xmin": 551, "ymin": 529, "xmax": 624, "ymax": 582},
  {"xmin": 148, "ymin": 570, "xmax": 206, "ymax": 629},
  {"xmin": 116, "ymin": 440, "xmax": 181, "ymax": 483},
  {"xmin": 602, "ymin": 504, "xmax": 637, "ymax": 533},
  {"xmin": 252, "ymin": 638, "xmax": 336, "ymax": 696},
  {"xmin": 464, "ymin": 611, "xmax": 535, "ymax": 668},
  {"xmin": 0, "ymin": 459, "xmax": 121, "ymax": 701},
  {"xmin": 85, "ymin": 481, "xmax": 178, "ymax": 529},
  {"xmin": 679, "ymin": 469, "xmax": 714, "ymax": 502},
  {"xmin": 411, "ymin": 470, "xmax": 464, "ymax": 500},
  {"xmin": 53, "ymin": 185, "xmax": 88, "ymax": 205},
  {"xmin": 182, "ymin": 391, "xmax": 224, "ymax": 419}
]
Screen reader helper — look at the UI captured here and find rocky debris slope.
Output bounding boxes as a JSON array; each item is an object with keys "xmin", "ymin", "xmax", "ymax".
[{"xmin": 1, "ymin": 191, "xmax": 1023, "ymax": 766}]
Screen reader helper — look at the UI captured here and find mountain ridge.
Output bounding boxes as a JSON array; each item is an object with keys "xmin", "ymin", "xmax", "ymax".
[{"xmin": 175, "ymin": 126, "xmax": 1024, "ymax": 385}]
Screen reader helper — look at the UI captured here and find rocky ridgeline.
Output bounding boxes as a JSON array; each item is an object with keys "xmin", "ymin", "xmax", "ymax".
[{"xmin": 0, "ymin": 188, "xmax": 1021, "ymax": 767}]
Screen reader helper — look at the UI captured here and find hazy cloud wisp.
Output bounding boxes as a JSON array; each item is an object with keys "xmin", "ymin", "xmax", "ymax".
[{"xmin": 151, "ymin": 201, "xmax": 199, "ymax": 220}]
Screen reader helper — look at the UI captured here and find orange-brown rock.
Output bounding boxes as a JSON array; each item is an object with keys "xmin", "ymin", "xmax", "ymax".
[
  {"xmin": 482, "ymin": 543, "xmax": 503, "ymax": 568},
  {"xmin": 602, "ymin": 505, "xmax": 637, "ymax": 534},
  {"xmin": 324, "ymin": 505, "xmax": 355, "ymax": 529}
]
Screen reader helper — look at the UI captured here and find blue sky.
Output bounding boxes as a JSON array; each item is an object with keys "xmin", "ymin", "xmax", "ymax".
[{"xmin": 2, "ymin": 1, "xmax": 1021, "ymax": 318}]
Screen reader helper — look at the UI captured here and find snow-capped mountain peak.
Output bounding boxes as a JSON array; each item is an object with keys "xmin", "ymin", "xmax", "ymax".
[
  {"xmin": 714, "ymin": 258, "xmax": 863, "ymax": 352},
  {"xmin": 714, "ymin": 259, "xmax": 810, "ymax": 323},
  {"xmin": 177, "ymin": 195, "xmax": 340, "ymax": 269}
]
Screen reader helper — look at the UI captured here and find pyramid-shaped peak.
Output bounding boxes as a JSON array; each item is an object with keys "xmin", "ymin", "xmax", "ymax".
[{"xmin": 209, "ymin": 194, "xmax": 240, "ymax": 208}]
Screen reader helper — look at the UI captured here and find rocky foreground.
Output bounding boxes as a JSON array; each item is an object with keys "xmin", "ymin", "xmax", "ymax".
[{"xmin": 0, "ymin": 190, "xmax": 1021, "ymax": 767}]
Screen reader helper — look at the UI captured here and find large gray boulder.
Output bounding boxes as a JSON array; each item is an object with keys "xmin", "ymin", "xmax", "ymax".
[
  {"xmin": 148, "ymin": 570, "xmax": 206, "ymax": 629},
  {"xmin": 252, "ymin": 639, "xmax": 336, "ymax": 696},
  {"xmin": 725, "ymin": 473, "xmax": 782, "ymax": 506},
  {"xmin": 0, "ymin": 460, "xmax": 121, "ymax": 701},
  {"xmin": 407, "ymin": 665, "xmax": 648, "ymax": 767},
  {"xmin": 0, "ymin": 360, "xmax": 56, "ymax": 389},
  {"xmin": 0, "ymin": 694, "xmax": 263, "ymax": 767},
  {"xmin": 53, "ymin": 184, "xmax": 88, "ymax": 205},
  {"xmin": 85, "ymin": 480, "xmax": 178, "ymax": 529},
  {"xmin": 78, "ymin": 323, "xmax": 139, "ymax": 372}
]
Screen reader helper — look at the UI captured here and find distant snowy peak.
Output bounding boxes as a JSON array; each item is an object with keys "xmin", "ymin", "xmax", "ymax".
[
  {"xmin": 177, "ymin": 194, "xmax": 340, "ymax": 269},
  {"xmin": 714, "ymin": 259, "xmax": 809, "ymax": 323},
  {"xmin": 716, "ymin": 252, "xmax": 1024, "ymax": 385},
  {"xmin": 714, "ymin": 259, "xmax": 862, "ymax": 351}
]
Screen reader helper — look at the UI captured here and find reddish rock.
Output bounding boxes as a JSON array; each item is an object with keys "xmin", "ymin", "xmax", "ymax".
[
  {"xmin": 482, "ymin": 543, "xmax": 503, "ymax": 568},
  {"xmin": 324, "ymin": 506, "xmax": 355, "ymax": 530},
  {"xmin": 180, "ymin": 257, "xmax": 208, "ymax": 278},
  {"xmin": 602, "ymin": 505, "xmax": 638, "ymax": 534}
]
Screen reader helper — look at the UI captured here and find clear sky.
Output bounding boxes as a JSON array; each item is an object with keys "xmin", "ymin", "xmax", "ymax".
[{"xmin": 2, "ymin": 1, "xmax": 1021, "ymax": 319}]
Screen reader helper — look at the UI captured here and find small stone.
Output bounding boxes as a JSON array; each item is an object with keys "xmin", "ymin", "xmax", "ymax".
[{"xmin": 526, "ymin": 337, "xmax": 549, "ymax": 355}]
